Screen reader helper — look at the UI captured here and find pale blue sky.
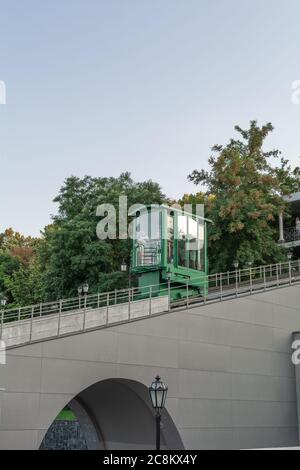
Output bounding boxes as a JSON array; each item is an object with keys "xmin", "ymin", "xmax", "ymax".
[{"xmin": 1, "ymin": 0, "xmax": 300, "ymax": 236}]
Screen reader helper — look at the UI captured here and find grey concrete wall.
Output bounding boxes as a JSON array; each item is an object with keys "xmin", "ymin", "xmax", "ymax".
[{"xmin": 0, "ymin": 284, "xmax": 299, "ymax": 450}]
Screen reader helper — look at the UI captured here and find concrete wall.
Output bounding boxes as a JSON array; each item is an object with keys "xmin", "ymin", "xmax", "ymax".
[
  {"xmin": 2, "ymin": 296, "xmax": 169, "ymax": 348},
  {"xmin": 0, "ymin": 284, "xmax": 299, "ymax": 450}
]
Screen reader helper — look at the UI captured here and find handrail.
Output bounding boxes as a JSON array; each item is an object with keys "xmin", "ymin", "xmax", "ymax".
[
  {"xmin": 1, "ymin": 259, "xmax": 300, "ymax": 321},
  {"xmin": 1, "ymin": 259, "xmax": 300, "ymax": 347}
]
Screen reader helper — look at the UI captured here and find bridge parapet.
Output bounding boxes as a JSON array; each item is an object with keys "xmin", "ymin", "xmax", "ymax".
[
  {"xmin": 1, "ymin": 259, "xmax": 300, "ymax": 349},
  {"xmin": 1, "ymin": 296, "xmax": 169, "ymax": 348}
]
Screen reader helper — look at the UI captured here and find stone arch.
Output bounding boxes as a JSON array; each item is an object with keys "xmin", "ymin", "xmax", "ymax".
[{"xmin": 40, "ymin": 378, "xmax": 184, "ymax": 450}]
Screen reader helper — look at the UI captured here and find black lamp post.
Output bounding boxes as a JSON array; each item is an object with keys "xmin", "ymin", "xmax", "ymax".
[
  {"xmin": 149, "ymin": 376, "xmax": 168, "ymax": 451},
  {"xmin": 121, "ymin": 259, "xmax": 132, "ymax": 291},
  {"xmin": 82, "ymin": 282, "xmax": 89, "ymax": 295},
  {"xmin": 233, "ymin": 260, "xmax": 239, "ymax": 291},
  {"xmin": 78, "ymin": 283, "xmax": 89, "ymax": 308},
  {"xmin": 78, "ymin": 283, "xmax": 89, "ymax": 296},
  {"xmin": 121, "ymin": 260, "xmax": 127, "ymax": 273}
]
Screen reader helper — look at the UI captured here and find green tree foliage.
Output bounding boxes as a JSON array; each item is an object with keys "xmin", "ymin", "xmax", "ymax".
[
  {"xmin": 0, "ymin": 229, "xmax": 40, "ymax": 306},
  {"xmin": 5, "ymin": 260, "xmax": 44, "ymax": 306},
  {"xmin": 188, "ymin": 121, "xmax": 300, "ymax": 272}
]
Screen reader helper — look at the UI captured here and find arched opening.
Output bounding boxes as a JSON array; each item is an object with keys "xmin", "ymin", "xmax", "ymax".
[{"xmin": 40, "ymin": 378, "xmax": 184, "ymax": 450}]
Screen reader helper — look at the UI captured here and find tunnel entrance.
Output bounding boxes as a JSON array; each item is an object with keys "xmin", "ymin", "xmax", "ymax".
[{"xmin": 40, "ymin": 378, "xmax": 184, "ymax": 450}]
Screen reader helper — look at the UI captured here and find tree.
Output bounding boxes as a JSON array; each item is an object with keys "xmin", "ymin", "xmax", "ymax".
[
  {"xmin": 188, "ymin": 121, "xmax": 300, "ymax": 272},
  {"xmin": 5, "ymin": 260, "xmax": 44, "ymax": 307},
  {"xmin": 0, "ymin": 251, "xmax": 22, "ymax": 303},
  {"xmin": 0, "ymin": 229, "xmax": 40, "ymax": 305}
]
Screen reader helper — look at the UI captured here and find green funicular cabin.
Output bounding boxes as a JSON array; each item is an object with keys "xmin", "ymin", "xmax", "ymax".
[{"xmin": 131, "ymin": 205, "xmax": 212, "ymax": 301}]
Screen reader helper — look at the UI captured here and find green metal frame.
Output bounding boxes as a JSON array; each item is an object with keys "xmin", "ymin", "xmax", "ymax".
[{"xmin": 131, "ymin": 205, "xmax": 212, "ymax": 300}]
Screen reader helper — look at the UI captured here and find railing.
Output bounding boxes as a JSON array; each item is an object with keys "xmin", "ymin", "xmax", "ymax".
[
  {"xmin": 1, "ymin": 259, "xmax": 300, "ymax": 347},
  {"xmin": 283, "ymin": 227, "xmax": 300, "ymax": 243},
  {"xmin": 135, "ymin": 241, "xmax": 161, "ymax": 267}
]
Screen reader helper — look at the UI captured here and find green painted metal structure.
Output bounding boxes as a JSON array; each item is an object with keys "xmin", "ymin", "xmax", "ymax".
[{"xmin": 130, "ymin": 205, "xmax": 212, "ymax": 300}]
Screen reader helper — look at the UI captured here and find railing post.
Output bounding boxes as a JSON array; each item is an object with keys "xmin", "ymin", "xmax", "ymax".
[
  {"xmin": 128, "ymin": 288, "xmax": 131, "ymax": 320},
  {"xmin": 29, "ymin": 306, "xmax": 34, "ymax": 342},
  {"xmin": 215, "ymin": 273, "xmax": 218, "ymax": 288},
  {"xmin": 105, "ymin": 292, "xmax": 109, "ymax": 326},
  {"xmin": 0, "ymin": 310, "xmax": 4, "ymax": 341},
  {"xmin": 168, "ymin": 278, "xmax": 171, "ymax": 312},
  {"xmin": 186, "ymin": 279, "xmax": 189, "ymax": 309},
  {"xmin": 40, "ymin": 303, "xmax": 42, "ymax": 317},
  {"xmin": 220, "ymin": 272, "xmax": 223, "ymax": 300},
  {"xmin": 18, "ymin": 307, "xmax": 21, "ymax": 322},
  {"xmin": 105, "ymin": 293, "xmax": 109, "ymax": 326},
  {"xmin": 97, "ymin": 293, "xmax": 100, "ymax": 309},
  {"xmin": 276, "ymin": 264, "xmax": 279, "ymax": 287},
  {"xmin": 289, "ymin": 260, "xmax": 292, "ymax": 285},
  {"xmin": 235, "ymin": 270, "xmax": 238, "ymax": 297},
  {"xmin": 83, "ymin": 295, "xmax": 87, "ymax": 330},
  {"xmin": 249, "ymin": 267, "xmax": 252, "ymax": 294},
  {"xmin": 263, "ymin": 266, "xmax": 266, "ymax": 290},
  {"xmin": 227, "ymin": 271, "xmax": 230, "ymax": 286},
  {"xmin": 115, "ymin": 289, "xmax": 117, "ymax": 305},
  {"xmin": 149, "ymin": 286, "xmax": 152, "ymax": 316},
  {"xmin": 57, "ymin": 300, "xmax": 62, "ymax": 336},
  {"xmin": 203, "ymin": 278, "xmax": 206, "ymax": 305}
]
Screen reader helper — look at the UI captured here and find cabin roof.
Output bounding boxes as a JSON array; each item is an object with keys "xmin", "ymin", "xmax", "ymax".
[{"xmin": 128, "ymin": 204, "xmax": 213, "ymax": 223}]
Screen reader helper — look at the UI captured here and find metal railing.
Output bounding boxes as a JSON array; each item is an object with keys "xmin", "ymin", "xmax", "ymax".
[
  {"xmin": 1, "ymin": 259, "xmax": 300, "ymax": 347},
  {"xmin": 136, "ymin": 242, "xmax": 161, "ymax": 267},
  {"xmin": 283, "ymin": 227, "xmax": 300, "ymax": 243}
]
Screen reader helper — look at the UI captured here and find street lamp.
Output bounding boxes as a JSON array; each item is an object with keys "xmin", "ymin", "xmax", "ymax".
[
  {"xmin": 287, "ymin": 252, "xmax": 293, "ymax": 284},
  {"xmin": 78, "ymin": 283, "xmax": 89, "ymax": 296},
  {"xmin": 233, "ymin": 261, "xmax": 239, "ymax": 295},
  {"xmin": 149, "ymin": 376, "xmax": 168, "ymax": 451},
  {"xmin": 248, "ymin": 261, "xmax": 253, "ymax": 292},
  {"xmin": 82, "ymin": 282, "xmax": 89, "ymax": 295},
  {"xmin": 121, "ymin": 259, "xmax": 132, "ymax": 293},
  {"xmin": 121, "ymin": 260, "xmax": 127, "ymax": 273},
  {"xmin": 78, "ymin": 283, "xmax": 89, "ymax": 308},
  {"xmin": 233, "ymin": 260, "xmax": 239, "ymax": 270},
  {"xmin": 0, "ymin": 298, "xmax": 7, "ymax": 308}
]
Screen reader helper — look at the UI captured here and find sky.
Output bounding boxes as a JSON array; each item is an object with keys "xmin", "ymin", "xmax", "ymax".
[{"xmin": 1, "ymin": 0, "xmax": 300, "ymax": 236}]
